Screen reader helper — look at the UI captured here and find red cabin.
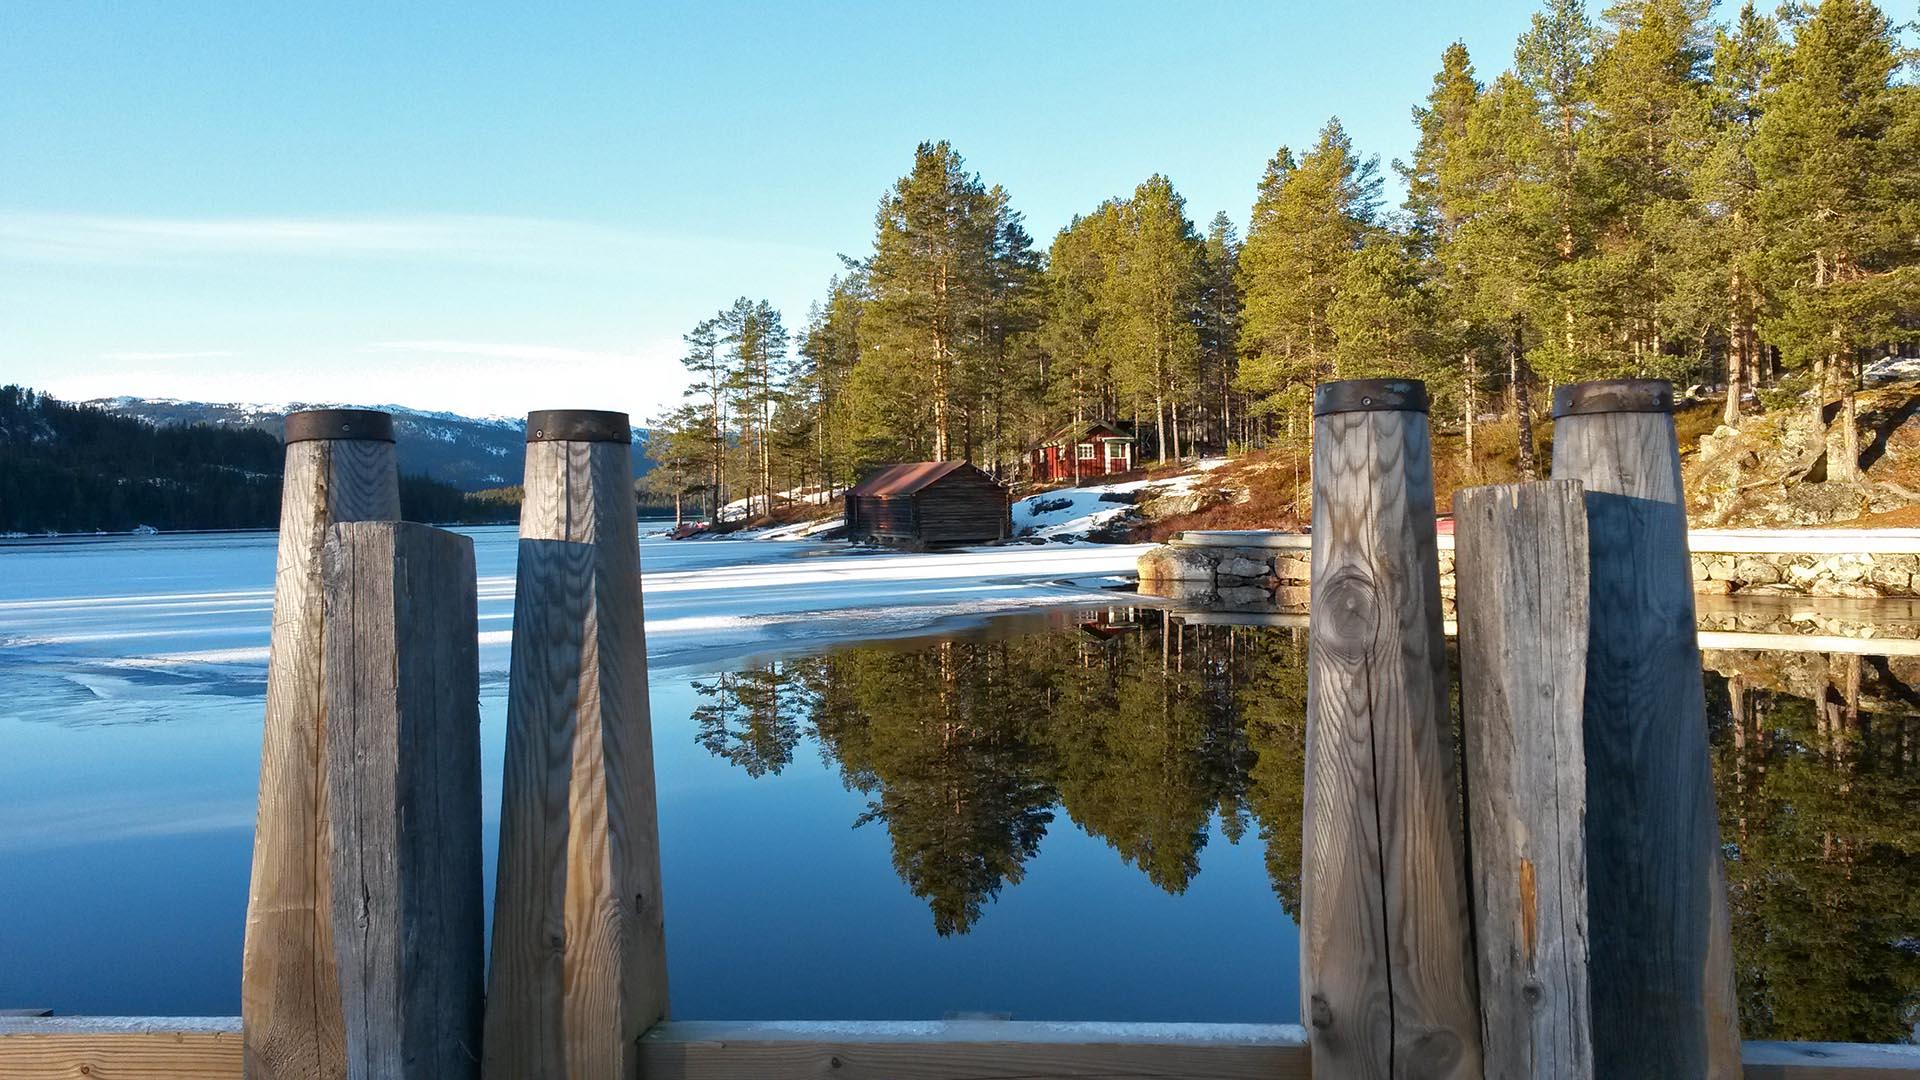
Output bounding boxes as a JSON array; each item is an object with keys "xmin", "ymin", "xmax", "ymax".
[{"xmin": 1029, "ymin": 421, "xmax": 1135, "ymax": 483}]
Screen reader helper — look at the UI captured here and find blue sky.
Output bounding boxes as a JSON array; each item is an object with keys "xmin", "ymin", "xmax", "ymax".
[{"xmin": 1, "ymin": 1, "xmax": 1547, "ymax": 421}]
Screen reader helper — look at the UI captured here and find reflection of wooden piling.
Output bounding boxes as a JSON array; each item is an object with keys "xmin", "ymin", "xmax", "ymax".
[
  {"xmin": 1303, "ymin": 379, "xmax": 1481, "ymax": 1078},
  {"xmin": 485, "ymin": 410, "xmax": 667, "ymax": 1079},
  {"xmin": 244, "ymin": 409, "xmax": 399, "ymax": 1080},
  {"xmin": 1455, "ymin": 480, "xmax": 1594, "ymax": 1079},
  {"xmin": 1551, "ymin": 379, "xmax": 1741, "ymax": 1079},
  {"xmin": 323, "ymin": 521, "xmax": 482, "ymax": 1080}
]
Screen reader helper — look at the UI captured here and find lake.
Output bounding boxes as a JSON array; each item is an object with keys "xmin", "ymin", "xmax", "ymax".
[{"xmin": 1, "ymin": 530, "xmax": 1914, "ymax": 1044}]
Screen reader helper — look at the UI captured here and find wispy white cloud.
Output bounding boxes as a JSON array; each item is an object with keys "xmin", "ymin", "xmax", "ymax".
[
  {"xmin": 99, "ymin": 349, "xmax": 236, "ymax": 361},
  {"xmin": 367, "ymin": 339, "xmax": 642, "ymax": 366},
  {"xmin": 0, "ymin": 211, "xmax": 825, "ymax": 270}
]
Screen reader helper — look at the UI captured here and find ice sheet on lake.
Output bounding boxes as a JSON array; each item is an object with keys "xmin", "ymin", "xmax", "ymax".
[{"xmin": 0, "ymin": 529, "xmax": 1150, "ymax": 721}]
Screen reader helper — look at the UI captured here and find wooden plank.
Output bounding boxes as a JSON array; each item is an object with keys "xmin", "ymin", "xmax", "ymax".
[
  {"xmin": 323, "ymin": 521, "xmax": 483, "ymax": 1079},
  {"xmin": 1552, "ymin": 381, "xmax": 1743, "ymax": 1079},
  {"xmin": 244, "ymin": 426, "xmax": 399, "ymax": 1080},
  {"xmin": 0, "ymin": 1017, "xmax": 242, "ymax": 1079},
  {"xmin": 487, "ymin": 421, "xmax": 667, "ymax": 1079},
  {"xmin": 3, "ymin": 1020, "xmax": 1917, "ymax": 1079},
  {"xmin": 638, "ymin": 1021, "xmax": 1312, "ymax": 1080},
  {"xmin": 1303, "ymin": 381, "xmax": 1481, "ymax": 1078},
  {"xmin": 1455, "ymin": 480, "xmax": 1594, "ymax": 1079}
]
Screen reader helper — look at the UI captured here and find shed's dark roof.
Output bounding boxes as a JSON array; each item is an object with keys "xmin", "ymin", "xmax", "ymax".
[{"xmin": 848, "ymin": 460, "xmax": 976, "ymax": 497}]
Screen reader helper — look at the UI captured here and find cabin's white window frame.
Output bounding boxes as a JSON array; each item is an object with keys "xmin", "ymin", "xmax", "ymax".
[{"xmin": 1076, "ymin": 442, "xmax": 1096, "ymax": 460}]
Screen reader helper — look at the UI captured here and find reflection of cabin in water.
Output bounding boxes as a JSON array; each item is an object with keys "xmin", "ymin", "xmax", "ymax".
[
  {"xmin": 1030, "ymin": 421, "xmax": 1135, "ymax": 483},
  {"xmin": 843, "ymin": 461, "xmax": 1010, "ymax": 548}
]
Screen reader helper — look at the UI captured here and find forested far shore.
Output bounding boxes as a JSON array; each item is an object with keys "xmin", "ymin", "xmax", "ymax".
[
  {"xmin": 0, "ymin": 386, "xmax": 518, "ymax": 534},
  {"xmin": 648, "ymin": 0, "xmax": 1917, "ymax": 523}
]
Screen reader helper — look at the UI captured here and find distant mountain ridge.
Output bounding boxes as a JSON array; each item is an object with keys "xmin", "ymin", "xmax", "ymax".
[{"xmin": 88, "ymin": 397, "xmax": 652, "ymax": 492}]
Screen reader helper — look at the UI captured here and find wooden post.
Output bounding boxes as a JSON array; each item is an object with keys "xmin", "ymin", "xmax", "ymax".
[
  {"xmin": 244, "ymin": 409, "xmax": 400, "ymax": 1080},
  {"xmin": 1551, "ymin": 379, "xmax": 1742, "ymax": 1079},
  {"xmin": 1455, "ymin": 480, "xmax": 1595, "ymax": 1079},
  {"xmin": 323, "ymin": 521, "xmax": 483, "ymax": 1080},
  {"xmin": 1303, "ymin": 379, "xmax": 1481, "ymax": 1078},
  {"xmin": 485, "ymin": 410, "xmax": 667, "ymax": 1079}
]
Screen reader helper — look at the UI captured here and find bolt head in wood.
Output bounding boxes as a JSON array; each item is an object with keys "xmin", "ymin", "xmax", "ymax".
[
  {"xmin": 1552, "ymin": 379, "xmax": 1675, "ymax": 418},
  {"xmin": 282, "ymin": 408, "xmax": 395, "ymax": 444},
  {"xmin": 525, "ymin": 410, "xmax": 632, "ymax": 444},
  {"xmin": 1313, "ymin": 378, "xmax": 1430, "ymax": 416}
]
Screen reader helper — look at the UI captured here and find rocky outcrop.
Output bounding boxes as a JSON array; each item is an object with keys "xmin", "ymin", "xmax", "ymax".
[{"xmin": 1686, "ymin": 385, "xmax": 1920, "ymax": 527}]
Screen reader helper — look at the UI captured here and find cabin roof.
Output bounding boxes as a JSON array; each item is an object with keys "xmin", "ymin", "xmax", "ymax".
[{"xmin": 848, "ymin": 460, "xmax": 979, "ymax": 498}]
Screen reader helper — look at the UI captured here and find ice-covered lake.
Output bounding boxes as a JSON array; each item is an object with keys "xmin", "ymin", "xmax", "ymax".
[{"xmin": 2, "ymin": 528, "xmax": 1915, "ymax": 1044}]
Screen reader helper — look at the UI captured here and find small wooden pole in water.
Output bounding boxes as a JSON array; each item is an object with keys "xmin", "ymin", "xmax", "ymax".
[
  {"xmin": 244, "ymin": 409, "xmax": 400, "ymax": 1080},
  {"xmin": 323, "ymin": 521, "xmax": 482, "ymax": 1080},
  {"xmin": 485, "ymin": 410, "xmax": 667, "ymax": 1080},
  {"xmin": 1551, "ymin": 379, "xmax": 1741, "ymax": 1079},
  {"xmin": 1303, "ymin": 378, "xmax": 1482, "ymax": 1079},
  {"xmin": 1454, "ymin": 480, "xmax": 1595, "ymax": 1080}
]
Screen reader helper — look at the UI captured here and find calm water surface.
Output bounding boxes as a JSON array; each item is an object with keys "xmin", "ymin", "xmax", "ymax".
[{"xmin": 0, "ymin": 533, "xmax": 1914, "ymax": 1043}]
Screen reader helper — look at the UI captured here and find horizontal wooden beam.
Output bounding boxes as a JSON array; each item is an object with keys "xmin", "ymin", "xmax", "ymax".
[{"xmin": 3, "ymin": 1018, "xmax": 1915, "ymax": 1079}]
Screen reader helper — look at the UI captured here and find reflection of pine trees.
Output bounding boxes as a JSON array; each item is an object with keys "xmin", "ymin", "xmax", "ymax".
[
  {"xmin": 1708, "ymin": 663, "xmax": 1920, "ymax": 1043},
  {"xmin": 689, "ymin": 615, "xmax": 1312, "ymax": 931}
]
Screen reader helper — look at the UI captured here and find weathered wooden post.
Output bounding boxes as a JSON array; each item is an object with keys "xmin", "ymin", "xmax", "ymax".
[
  {"xmin": 1455, "ymin": 480, "xmax": 1595, "ymax": 1079},
  {"xmin": 323, "ymin": 521, "xmax": 483, "ymax": 1080},
  {"xmin": 1303, "ymin": 379, "xmax": 1481, "ymax": 1078},
  {"xmin": 1551, "ymin": 379, "xmax": 1741, "ymax": 1078},
  {"xmin": 485, "ymin": 410, "xmax": 667, "ymax": 1079},
  {"xmin": 244, "ymin": 409, "xmax": 400, "ymax": 1080}
]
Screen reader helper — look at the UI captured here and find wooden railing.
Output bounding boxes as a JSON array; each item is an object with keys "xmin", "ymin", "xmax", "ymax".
[{"xmin": 3, "ymin": 388, "xmax": 1917, "ymax": 1079}]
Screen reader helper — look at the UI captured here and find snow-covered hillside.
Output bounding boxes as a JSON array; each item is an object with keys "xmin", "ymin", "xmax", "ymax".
[
  {"xmin": 89, "ymin": 396, "xmax": 650, "ymax": 491},
  {"xmin": 1012, "ymin": 461, "xmax": 1228, "ymax": 541}
]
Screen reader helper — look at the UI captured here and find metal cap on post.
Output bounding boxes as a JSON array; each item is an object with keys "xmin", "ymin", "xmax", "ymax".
[
  {"xmin": 525, "ymin": 409, "xmax": 631, "ymax": 444},
  {"xmin": 1313, "ymin": 377, "xmax": 1430, "ymax": 416},
  {"xmin": 283, "ymin": 408, "xmax": 395, "ymax": 444},
  {"xmin": 1551, "ymin": 378, "xmax": 1675, "ymax": 418}
]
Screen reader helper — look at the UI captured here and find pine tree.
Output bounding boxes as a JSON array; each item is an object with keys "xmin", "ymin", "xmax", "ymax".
[
  {"xmin": 1752, "ymin": 0, "xmax": 1918, "ymax": 483},
  {"xmin": 1589, "ymin": 0, "xmax": 1716, "ymax": 373},
  {"xmin": 1694, "ymin": 2, "xmax": 1781, "ymax": 425},
  {"xmin": 863, "ymin": 141, "xmax": 997, "ymax": 462},
  {"xmin": 1236, "ymin": 120, "xmax": 1381, "ymax": 426},
  {"xmin": 717, "ymin": 297, "xmax": 789, "ymax": 520},
  {"xmin": 1515, "ymin": 0, "xmax": 1601, "ymax": 385},
  {"xmin": 1198, "ymin": 211, "xmax": 1243, "ymax": 451},
  {"xmin": 1107, "ymin": 175, "xmax": 1205, "ymax": 463},
  {"xmin": 678, "ymin": 316, "xmax": 728, "ymax": 516},
  {"xmin": 1402, "ymin": 42, "xmax": 1491, "ymax": 472}
]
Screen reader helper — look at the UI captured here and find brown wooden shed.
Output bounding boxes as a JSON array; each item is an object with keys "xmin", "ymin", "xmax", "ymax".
[{"xmin": 844, "ymin": 461, "xmax": 1010, "ymax": 548}]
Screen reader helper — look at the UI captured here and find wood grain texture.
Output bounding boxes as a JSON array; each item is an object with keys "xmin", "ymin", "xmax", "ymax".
[
  {"xmin": 1455, "ymin": 481, "xmax": 1594, "ymax": 1079},
  {"xmin": 1304, "ymin": 405, "xmax": 1482, "ymax": 1079},
  {"xmin": 1553, "ymin": 408, "xmax": 1743, "ymax": 1080},
  {"xmin": 243, "ymin": 437, "xmax": 399, "ymax": 1080},
  {"xmin": 323, "ymin": 522, "xmax": 482, "ymax": 1080},
  {"xmin": 486, "ymin": 438, "xmax": 666, "ymax": 1080},
  {"xmin": 2, "ymin": 1020, "xmax": 1915, "ymax": 1079}
]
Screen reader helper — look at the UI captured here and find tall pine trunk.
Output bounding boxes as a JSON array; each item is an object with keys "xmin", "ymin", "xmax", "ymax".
[
  {"xmin": 1724, "ymin": 267, "xmax": 1746, "ymax": 428},
  {"xmin": 1463, "ymin": 350, "xmax": 1477, "ymax": 478},
  {"xmin": 1509, "ymin": 316, "xmax": 1538, "ymax": 482}
]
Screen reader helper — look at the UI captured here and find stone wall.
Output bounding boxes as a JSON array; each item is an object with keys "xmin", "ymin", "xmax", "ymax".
[{"xmin": 1139, "ymin": 529, "xmax": 1920, "ymax": 600}]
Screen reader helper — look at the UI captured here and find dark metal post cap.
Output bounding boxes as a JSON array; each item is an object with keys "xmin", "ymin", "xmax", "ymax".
[
  {"xmin": 1551, "ymin": 379, "xmax": 1675, "ymax": 418},
  {"xmin": 283, "ymin": 408, "xmax": 394, "ymax": 444},
  {"xmin": 526, "ymin": 410, "xmax": 632, "ymax": 444},
  {"xmin": 1313, "ymin": 379, "xmax": 1429, "ymax": 416}
]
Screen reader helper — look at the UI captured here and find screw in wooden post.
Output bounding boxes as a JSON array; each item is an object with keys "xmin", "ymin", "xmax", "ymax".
[
  {"xmin": 243, "ymin": 409, "xmax": 399, "ymax": 1080},
  {"xmin": 323, "ymin": 521, "xmax": 482, "ymax": 1080},
  {"xmin": 1302, "ymin": 379, "xmax": 1482, "ymax": 1078},
  {"xmin": 1551, "ymin": 378, "xmax": 1741, "ymax": 1079},
  {"xmin": 485, "ymin": 410, "xmax": 667, "ymax": 1079},
  {"xmin": 1455, "ymin": 479, "xmax": 1595, "ymax": 1079}
]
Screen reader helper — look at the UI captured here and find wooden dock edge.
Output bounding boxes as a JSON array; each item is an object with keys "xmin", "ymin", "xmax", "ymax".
[{"xmin": 3, "ymin": 1018, "xmax": 1915, "ymax": 1078}]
